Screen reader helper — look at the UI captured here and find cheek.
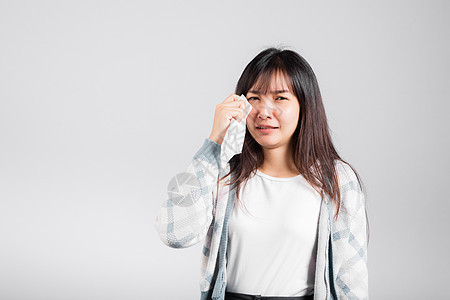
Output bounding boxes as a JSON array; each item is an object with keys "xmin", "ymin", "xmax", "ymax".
[
  {"xmin": 247, "ymin": 111, "xmax": 257, "ymax": 123},
  {"xmin": 277, "ymin": 106, "xmax": 299, "ymax": 126}
]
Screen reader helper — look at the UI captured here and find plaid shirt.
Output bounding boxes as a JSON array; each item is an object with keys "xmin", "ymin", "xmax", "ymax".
[{"xmin": 155, "ymin": 138, "xmax": 369, "ymax": 299}]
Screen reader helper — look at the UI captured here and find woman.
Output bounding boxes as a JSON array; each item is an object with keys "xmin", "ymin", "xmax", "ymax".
[{"xmin": 155, "ymin": 48, "xmax": 369, "ymax": 300}]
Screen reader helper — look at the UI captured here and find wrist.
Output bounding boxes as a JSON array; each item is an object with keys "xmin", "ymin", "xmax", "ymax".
[{"xmin": 208, "ymin": 135, "xmax": 222, "ymax": 145}]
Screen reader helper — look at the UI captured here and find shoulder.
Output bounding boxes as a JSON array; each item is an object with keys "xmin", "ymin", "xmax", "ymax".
[{"xmin": 334, "ymin": 159, "xmax": 358, "ymax": 185}]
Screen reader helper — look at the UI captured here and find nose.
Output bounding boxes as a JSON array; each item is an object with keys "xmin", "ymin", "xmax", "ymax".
[{"xmin": 256, "ymin": 103, "xmax": 273, "ymax": 119}]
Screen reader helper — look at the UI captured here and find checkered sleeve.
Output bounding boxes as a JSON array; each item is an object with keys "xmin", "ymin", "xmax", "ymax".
[
  {"xmin": 155, "ymin": 138, "xmax": 221, "ymax": 248},
  {"xmin": 332, "ymin": 162, "xmax": 369, "ymax": 299}
]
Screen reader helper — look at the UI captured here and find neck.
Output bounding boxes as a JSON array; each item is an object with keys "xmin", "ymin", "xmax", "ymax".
[{"xmin": 259, "ymin": 143, "xmax": 299, "ymax": 177}]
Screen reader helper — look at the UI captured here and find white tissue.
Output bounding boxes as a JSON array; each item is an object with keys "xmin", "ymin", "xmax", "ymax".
[{"xmin": 219, "ymin": 94, "xmax": 253, "ymax": 170}]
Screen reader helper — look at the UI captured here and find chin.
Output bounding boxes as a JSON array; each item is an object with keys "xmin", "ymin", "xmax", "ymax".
[{"xmin": 255, "ymin": 138, "xmax": 282, "ymax": 149}]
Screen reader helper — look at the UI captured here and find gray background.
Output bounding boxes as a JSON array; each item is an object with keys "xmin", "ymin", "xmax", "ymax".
[{"xmin": 1, "ymin": 1, "xmax": 449, "ymax": 299}]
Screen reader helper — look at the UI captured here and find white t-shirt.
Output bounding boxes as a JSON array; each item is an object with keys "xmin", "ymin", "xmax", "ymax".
[{"xmin": 226, "ymin": 169, "xmax": 321, "ymax": 296}]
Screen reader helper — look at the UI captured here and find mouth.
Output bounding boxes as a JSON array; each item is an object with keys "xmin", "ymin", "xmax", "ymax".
[
  {"xmin": 256, "ymin": 126, "xmax": 278, "ymax": 129},
  {"xmin": 256, "ymin": 126, "xmax": 278, "ymax": 133}
]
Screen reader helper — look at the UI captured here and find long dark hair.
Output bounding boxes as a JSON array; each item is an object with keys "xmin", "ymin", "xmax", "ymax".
[{"xmin": 219, "ymin": 47, "xmax": 366, "ymax": 220}]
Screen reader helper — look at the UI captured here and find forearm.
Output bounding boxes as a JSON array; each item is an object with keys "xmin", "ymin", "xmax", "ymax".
[{"xmin": 155, "ymin": 138, "xmax": 221, "ymax": 248}]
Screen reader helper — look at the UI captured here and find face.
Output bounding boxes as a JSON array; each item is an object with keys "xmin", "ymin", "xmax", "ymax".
[{"xmin": 246, "ymin": 73, "xmax": 300, "ymax": 150}]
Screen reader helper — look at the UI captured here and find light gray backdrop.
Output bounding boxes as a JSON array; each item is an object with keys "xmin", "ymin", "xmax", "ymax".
[{"xmin": 1, "ymin": 1, "xmax": 449, "ymax": 299}]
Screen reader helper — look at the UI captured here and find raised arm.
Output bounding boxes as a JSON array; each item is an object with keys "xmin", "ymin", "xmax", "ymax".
[{"xmin": 155, "ymin": 94, "xmax": 250, "ymax": 249}]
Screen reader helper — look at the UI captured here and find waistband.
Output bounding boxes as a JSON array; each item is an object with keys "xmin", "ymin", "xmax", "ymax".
[{"xmin": 225, "ymin": 291, "xmax": 314, "ymax": 300}]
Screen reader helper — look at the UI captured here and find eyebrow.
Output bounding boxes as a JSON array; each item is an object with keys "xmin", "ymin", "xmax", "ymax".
[{"xmin": 247, "ymin": 89, "xmax": 291, "ymax": 94}]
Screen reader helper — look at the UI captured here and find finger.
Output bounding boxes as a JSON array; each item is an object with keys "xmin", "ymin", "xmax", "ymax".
[
  {"xmin": 227, "ymin": 108, "xmax": 246, "ymax": 122},
  {"xmin": 226, "ymin": 108, "xmax": 243, "ymax": 119},
  {"xmin": 223, "ymin": 93, "xmax": 240, "ymax": 103},
  {"xmin": 222, "ymin": 98, "xmax": 246, "ymax": 109}
]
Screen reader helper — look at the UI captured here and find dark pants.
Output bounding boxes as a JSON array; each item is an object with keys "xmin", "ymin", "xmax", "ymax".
[{"xmin": 225, "ymin": 291, "xmax": 314, "ymax": 300}]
